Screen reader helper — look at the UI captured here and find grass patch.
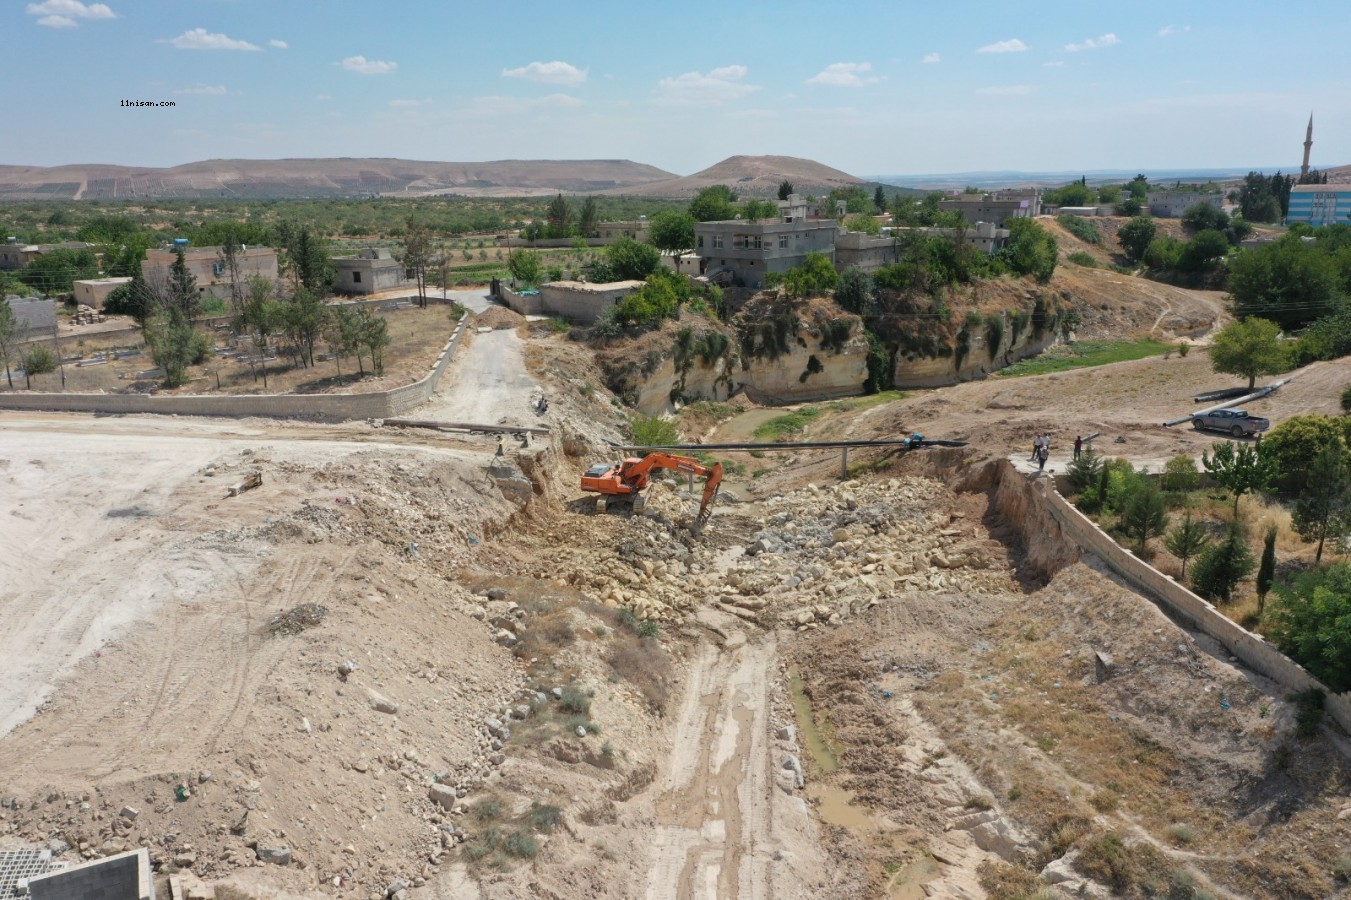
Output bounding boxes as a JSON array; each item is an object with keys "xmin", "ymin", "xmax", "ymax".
[
  {"xmin": 751, "ymin": 468, "xmax": 772, "ymax": 479},
  {"xmin": 1067, "ymin": 250, "xmax": 1099, "ymax": 268},
  {"xmin": 559, "ymin": 686, "xmax": 593, "ymax": 716},
  {"xmin": 753, "ymin": 406, "xmax": 822, "ymax": 440},
  {"xmin": 472, "ymin": 796, "xmax": 504, "ymax": 822},
  {"xmin": 827, "ymin": 389, "xmax": 909, "ymax": 412},
  {"xmin": 502, "ymin": 829, "xmax": 539, "ymax": 860},
  {"xmin": 995, "ymin": 339, "xmax": 1174, "ymax": 378},
  {"xmin": 527, "ymin": 802, "xmax": 563, "ymax": 833},
  {"xmin": 630, "ymin": 414, "xmax": 679, "ymax": 446}
]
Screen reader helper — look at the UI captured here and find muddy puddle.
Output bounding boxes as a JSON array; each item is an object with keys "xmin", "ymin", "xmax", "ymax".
[
  {"xmin": 788, "ymin": 670, "xmax": 840, "ymax": 773},
  {"xmin": 792, "ymin": 673, "xmax": 941, "ymax": 898}
]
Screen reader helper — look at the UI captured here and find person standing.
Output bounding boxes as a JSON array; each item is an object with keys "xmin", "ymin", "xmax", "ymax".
[
  {"xmin": 1029, "ymin": 435, "xmax": 1040, "ymax": 462},
  {"xmin": 1073, "ymin": 435, "xmax": 1083, "ymax": 460},
  {"xmin": 1037, "ymin": 443, "xmax": 1049, "ymax": 472}
]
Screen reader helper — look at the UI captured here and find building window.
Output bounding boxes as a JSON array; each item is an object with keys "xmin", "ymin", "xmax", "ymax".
[
  {"xmin": 212, "ymin": 261, "xmax": 225, "ymax": 277},
  {"xmin": 353, "ymin": 271, "xmax": 362, "ymax": 283},
  {"xmin": 713, "ymin": 234, "xmax": 723, "ymax": 249},
  {"xmin": 779, "ymin": 235, "xmax": 788, "ymax": 249},
  {"xmin": 751, "ymin": 236, "xmax": 763, "ymax": 250}
]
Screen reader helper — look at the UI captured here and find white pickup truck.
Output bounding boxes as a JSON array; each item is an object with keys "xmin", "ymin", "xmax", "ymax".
[{"xmin": 1191, "ymin": 408, "xmax": 1271, "ymax": 437}]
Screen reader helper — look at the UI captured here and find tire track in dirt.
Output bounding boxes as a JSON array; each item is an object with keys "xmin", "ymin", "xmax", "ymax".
[{"xmin": 644, "ymin": 629, "xmax": 775, "ymax": 900}]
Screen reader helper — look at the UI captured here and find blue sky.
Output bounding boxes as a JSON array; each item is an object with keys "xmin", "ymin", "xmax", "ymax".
[{"xmin": 5, "ymin": 0, "xmax": 1349, "ymax": 177}]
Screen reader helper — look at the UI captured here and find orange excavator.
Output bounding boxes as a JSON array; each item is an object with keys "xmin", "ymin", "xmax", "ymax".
[{"xmin": 580, "ymin": 453, "xmax": 723, "ymax": 532}]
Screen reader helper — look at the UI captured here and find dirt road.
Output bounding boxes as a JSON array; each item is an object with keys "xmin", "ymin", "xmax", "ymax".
[{"xmin": 418, "ymin": 327, "xmax": 541, "ymax": 426}]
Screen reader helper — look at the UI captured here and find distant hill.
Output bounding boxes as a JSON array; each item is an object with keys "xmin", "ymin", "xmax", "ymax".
[
  {"xmin": 0, "ymin": 158, "xmax": 677, "ymax": 201},
  {"xmin": 1316, "ymin": 164, "xmax": 1351, "ymax": 184},
  {"xmin": 602, "ymin": 155, "xmax": 875, "ymax": 198}
]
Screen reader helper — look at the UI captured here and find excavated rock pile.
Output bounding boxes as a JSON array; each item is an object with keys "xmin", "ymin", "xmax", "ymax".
[{"xmin": 561, "ymin": 476, "xmax": 1017, "ymax": 629}]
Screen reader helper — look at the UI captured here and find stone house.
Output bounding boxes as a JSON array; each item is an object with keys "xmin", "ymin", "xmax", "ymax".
[
  {"xmin": 692, "ymin": 195, "xmax": 838, "ymax": 289},
  {"xmin": 332, "ymin": 248, "xmax": 407, "ymax": 295},
  {"xmin": 0, "ymin": 238, "xmax": 96, "ymax": 270},
  {"xmin": 1147, "ymin": 192, "xmax": 1223, "ymax": 218},
  {"xmin": 73, "ymin": 276, "xmax": 132, "ymax": 308},
  {"xmin": 141, "ymin": 243, "xmax": 279, "ymax": 301}
]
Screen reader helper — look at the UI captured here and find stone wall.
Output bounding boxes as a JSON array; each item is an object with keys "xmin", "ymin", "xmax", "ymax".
[
  {"xmin": 0, "ymin": 315, "xmax": 470, "ymax": 422},
  {"xmin": 1027, "ymin": 468, "xmax": 1351, "ymax": 734},
  {"xmin": 499, "ymin": 285, "xmax": 545, "ymax": 317},
  {"xmin": 28, "ymin": 848, "xmax": 153, "ymax": 900},
  {"xmin": 893, "ymin": 319, "xmax": 1060, "ymax": 389}
]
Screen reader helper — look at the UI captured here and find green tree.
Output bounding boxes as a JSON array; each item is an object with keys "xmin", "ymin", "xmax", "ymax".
[
  {"xmin": 240, "ymin": 274, "xmax": 284, "ymax": 388},
  {"xmin": 1227, "ymin": 237, "xmax": 1338, "ymax": 330},
  {"xmin": 1164, "ymin": 510, "xmax": 1211, "ymax": 579},
  {"xmin": 1190, "ymin": 525, "xmax": 1255, "ymax": 604},
  {"xmin": 1065, "ymin": 449, "xmax": 1105, "ymax": 495},
  {"xmin": 324, "ymin": 305, "xmax": 365, "ymax": 375},
  {"xmin": 1161, "ymin": 454, "xmax": 1200, "ymax": 494},
  {"xmin": 999, "ymin": 218, "xmax": 1058, "ymax": 282},
  {"xmin": 689, "ymin": 185, "xmax": 738, "ymax": 222},
  {"xmin": 103, "ymin": 274, "xmax": 156, "ymax": 328},
  {"xmin": 402, "ymin": 216, "xmax": 432, "ymax": 307},
  {"xmin": 1127, "ymin": 174, "xmax": 1150, "ymax": 200},
  {"xmin": 144, "ymin": 309, "xmax": 204, "ymax": 388},
  {"xmin": 1117, "ymin": 216, "xmax": 1157, "ymax": 262},
  {"xmin": 1120, "ymin": 477, "xmax": 1169, "ymax": 553},
  {"xmin": 647, "ymin": 211, "xmax": 696, "ymax": 272},
  {"xmin": 835, "ymin": 268, "xmax": 872, "ymax": 315},
  {"xmin": 217, "ymin": 232, "xmax": 246, "ymax": 318},
  {"xmin": 545, "ymin": 193, "xmax": 572, "ymax": 238},
  {"xmin": 873, "ymin": 185, "xmax": 887, "ymax": 212},
  {"xmin": 828, "ymin": 186, "xmax": 873, "ymax": 215},
  {"xmin": 1266, "ymin": 564, "xmax": 1351, "ymax": 691},
  {"xmin": 1238, "ymin": 172, "xmax": 1282, "ymax": 223},
  {"xmin": 742, "ymin": 199, "xmax": 779, "ymax": 223},
  {"xmin": 282, "ymin": 287, "xmax": 329, "ymax": 368},
  {"xmin": 1256, "ymin": 525, "xmax": 1277, "ymax": 611},
  {"xmin": 577, "ymin": 196, "xmax": 600, "ymax": 238},
  {"xmin": 18, "ymin": 248, "xmax": 98, "ymax": 295},
  {"xmin": 1291, "ymin": 443, "xmax": 1351, "ymax": 562},
  {"xmin": 613, "ymin": 273, "xmax": 682, "ymax": 327},
  {"xmin": 360, "ymin": 309, "xmax": 390, "ymax": 375},
  {"xmin": 277, "ymin": 224, "xmax": 334, "ymax": 295},
  {"xmin": 1207, "ymin": 317, "xmax": 1287, "ymax": 390},
  {"xmin": 0, "ymin": 299, "xmax": 16, "ymax": 390},
  {"xmin": 778, "ymin": 180, "xmax": 794, "ymax": 201},
  {"xmin": 1181, "ymin": 203, "xmax": 1230, "ymax": 234},
  {"xmin": 781, "ymin": 252, "xmax": 840, "ymax": 299},
  {"xmin": 165, "ymin": 246, "xmax": 201, "ymax": 321},
  {"xmin": 843, "ymin": 214, "xmax": 881, "ymax": 236},
  {"xmin": 1202, "ymin": 440, "xmax": 1277, "ymax": 518},
  {"xmin": 606, "ymin": 237, "xmax": 662, "ymax": 281},
  {"xmin": 507, "ymin": 249, "xmax": 543, "ymax": 287},
  {"xmin": 1262, "ymin": 414, "xmax": 1351, "ymax": 494},
  {"xmin": 1177, "ymin": 229, "xmax": 1230, "ymax": 275},
  {"xmin": 1343, "ymin": 384, "xmax": 1351, "ymax": 414},
  {"xmin": 20, "ymin": 343, "xmax": 57, "ymax": 389},
  {"xmin": 1142, "ymin": 235, "xmax": 1182, "ymax": 269}
]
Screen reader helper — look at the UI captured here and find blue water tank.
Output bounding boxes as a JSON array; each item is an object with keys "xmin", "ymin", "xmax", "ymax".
[{"xmin": 172, "ymin": 238, "xmax": 190, "ymax": 247}]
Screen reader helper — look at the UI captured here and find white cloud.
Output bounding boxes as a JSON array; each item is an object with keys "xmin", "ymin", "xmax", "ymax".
[
  {"xmin": 174, "ymin": 84, "xmax": 229, "ymax": 95},
  {"xmin": 340, "ymin": 55, "xmax": 397, "ymax": 75},
  {"xmin": 654, "ymin": 65, "xmax": 758, "ymax": 106},
  {"xmin": 977, "ymin": 38, "xmax": 1028, "ymax": 54},
  {"xmin": 269, "ymin": 39, "xmax": 288, "ymax": 49},
  {"xmin": 162, "ymin": 28, "xmax": 261, "ymax": 51},
  {"xmin": 501, "ymin": 60, "xmax": 587, "ymax": 86},
  {"xmin": 977, "ymin": 84, "xmax": 1031, "ymax": 96},
  {"xmin": 26, "ymin": 0, "xmax": 114, "ymax": 26},
  {"xmin": 389, "ymin": 98, "xmax": 432, "ymax": 108},
  {"xmin": 807, "ymin": 62, "xmax": 882, "ymax": 87},
  {"xmin": 922, "ymin": 52, "xmax": 942, "ymax": 64},
  {"xmin": 1158, "ymin": 24, "xmax": 1191, "ymax": 37},
  {"xmin": 1044, "ymin": 61, "xmax": 1065, "ymax": 68},
  {"xmin": 1065, "ymin": 33, "xmax": 1120, "ymax": 52},
  {"xmin": 469, "ymin": 94, "xmax": 583, "ymax": 115}
]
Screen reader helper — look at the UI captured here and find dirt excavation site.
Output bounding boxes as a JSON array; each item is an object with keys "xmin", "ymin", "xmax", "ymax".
[{"xmin": 2, "ymin": 326, "xmax": 1351, "ymax": 899}]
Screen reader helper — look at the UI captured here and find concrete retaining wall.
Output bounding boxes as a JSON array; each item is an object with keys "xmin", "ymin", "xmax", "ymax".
[
  {"xmin": 0, "ymin": 314, "xmax": 470, "ymax": 422},
  {"xmin": 499, "ymin": 286, "xmax": 545, "ymax": 317},
  {"xmin": 1032, "ymin": 471, "xmax": 1351, "ymax": 733}
]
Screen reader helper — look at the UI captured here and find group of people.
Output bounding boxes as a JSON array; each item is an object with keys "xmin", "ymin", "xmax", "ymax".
[{"xmin": 1028, "ymin": 433, "xmax": 1086, "ymax": 472}]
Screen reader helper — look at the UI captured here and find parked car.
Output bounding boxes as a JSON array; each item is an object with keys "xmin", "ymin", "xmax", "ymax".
[{"xmin": 1191, "ymin": 408, "xmax": 1270, "ymax": 437}]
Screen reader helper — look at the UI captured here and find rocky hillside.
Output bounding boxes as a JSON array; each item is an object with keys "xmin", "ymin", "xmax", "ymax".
[
  {"xmin": 602, "ymin": 155, "xmax": 871, "ymax": 199},
  {"xmin": 0, "ymin": 158, "xmax": 677, "ymax": 200}
]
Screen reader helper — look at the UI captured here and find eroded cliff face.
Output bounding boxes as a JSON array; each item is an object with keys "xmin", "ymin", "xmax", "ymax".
[
  {"xmin": 632, "ymin": 354, "xmax": 737, "ymax": 415},
  {"xmin": 893, "ymin": 319, "xmax": 1061, "ymax": 388},
  {"xmin": 737, "ymin": 336, "xmax": 868, "ymax": 405}
]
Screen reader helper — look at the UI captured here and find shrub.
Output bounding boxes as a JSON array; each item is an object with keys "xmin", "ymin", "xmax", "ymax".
[
  {"xmin": 1267, "ymin": 564, "xmax": 1351, "ymax": 692},
  {"xmin": 1074, "ymin": 831, "xmax": 1170, "ymax": 893},
  {"xmin": 1161, "ymin": 455, "xmax": 1200, "ymax": 494},
  {"xmin": 1178, "ymin": 342, "xmax": 1190, "ymax": 357},
  {"xmin": 1189, "ymin": 525, "xmax": 1254, "ymax": 604},
  {"xmin": 1058, "ymin": 214, "xmax": 1103, "ymax": 244},
  {"xmin": 1290, "ymin": 688, "xmax": 1326, "ymax": 738},
  {"xmin": 559, "ymin": 686, "xmax": 592, "ymax": 716},
  {"xmin": 502, "ymin": 829, "xmax": 539, "ymax": 859},
  {"xmin": 527, "ymin": 802, "xmax": 563, "ymax": 833},
  {"xmin": 637, "ymin": 619, "xmax": 661, "ymax": 639},
  {"xmin": 472, "ymin": 796, "xmax": 503, "ymax": 822},
  {"xmin": 630, "ymin": 414, "xmax": 679, "ymax": 446},
  {"xmin": 1261, "ymin": 414, "xmax": 1350, "ymax": 494},
  {"xmin": 1067, "ymin": 250, "xmax": 1098, "ymax": 267},
  {"xmin": 1168, "ymin": 824, "xmax": 1197, "ymax": 845},
  {"xmin": 1342, "ymin": 384, "xmax": 1351, "ymax": 414},
  {"xmin": 1064, "ymin": 450, "xmax": 1104, "ymax": 496}
]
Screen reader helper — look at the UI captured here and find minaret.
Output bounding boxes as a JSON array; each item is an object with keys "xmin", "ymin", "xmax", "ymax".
[{"xmin": 1301, "ymin": 113, "xmax": 1313, "ymax": 177}]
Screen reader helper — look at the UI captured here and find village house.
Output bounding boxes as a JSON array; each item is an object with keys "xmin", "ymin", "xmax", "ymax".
[
  {"xmin": 332, "ymin": 248, "xmax": 407, "ymax": 295},
  {"xmin": 140, "ymin": 242, "xmax": 279, "ymax": 300},
  {"xmin": 0, "ymin": 238, "xmax": 96, "ymax": 270},
  {"xmin": 692, "ymin": 195, "xmax": 837, "ymax": 289}
]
